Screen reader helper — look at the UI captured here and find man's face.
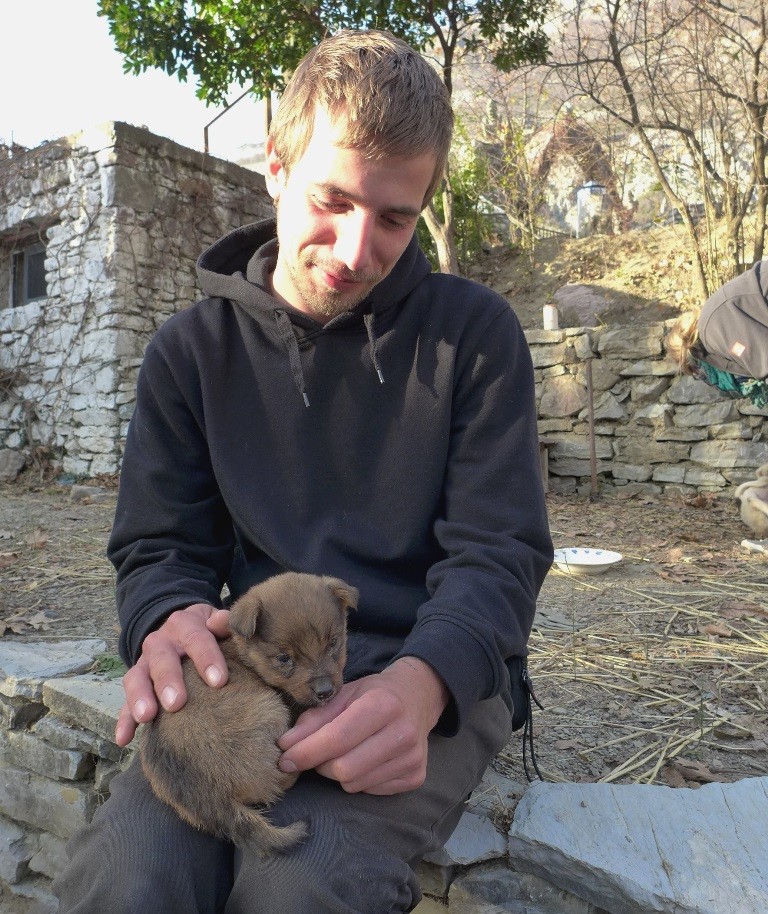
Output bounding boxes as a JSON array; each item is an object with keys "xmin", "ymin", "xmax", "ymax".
[{"xmin": 265, "ymin": 107, "xmax": 436, "ymax": 322}]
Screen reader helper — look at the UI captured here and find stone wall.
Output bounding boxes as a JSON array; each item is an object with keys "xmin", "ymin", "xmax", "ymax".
[
  {"xmin": 0, "ymin": 639, "xmax": 126, "ymax": 913},
  {"xmin": 529, "ymin": 322, "xmax": 768, "ymax": 493},
  {"xmin": 0, "ymin": 123, "xmax": 273, "ymax": 478}
]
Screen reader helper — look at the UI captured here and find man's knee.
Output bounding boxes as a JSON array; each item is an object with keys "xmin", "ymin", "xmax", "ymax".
[
  {"xmin": 54, "ymin": 762, "xmax": 232, "ymax": 914},
  {"xmin": 229, "ymin": 805, "xmax": 421, "ymax": 913}
]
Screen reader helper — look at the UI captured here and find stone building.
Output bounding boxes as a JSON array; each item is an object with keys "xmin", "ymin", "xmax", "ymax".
[{"xmin": 0, "ymin": 122, "xmax": 272, "ymax": 478}]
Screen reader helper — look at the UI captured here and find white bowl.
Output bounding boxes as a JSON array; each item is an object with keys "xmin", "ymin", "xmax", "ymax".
[{"xmin": 552, "ymin": 547, "xmax": 623, "ymax": 576}]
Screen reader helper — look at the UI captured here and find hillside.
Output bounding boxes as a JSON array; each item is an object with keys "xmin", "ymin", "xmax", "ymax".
[{"xmin": 469, "ymin": 222, "xmax": 702, "ymax": 331}]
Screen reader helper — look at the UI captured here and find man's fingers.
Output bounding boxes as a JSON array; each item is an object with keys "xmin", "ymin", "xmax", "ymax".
[
  {"xmin": 172, "ymin": 608, "xmax": 229, "ymax": 689},
  {"xmin": 114, "ymin": 702, "xmax": 141, "ymax": 747},
  {"xmin": 315, "ymin": 732, "xmax": 425, "ymax": 794},
  {"xmin": 121, "ymin": 659, "xmax": 160, "ymax": 721},
  {"xmin": 206, "ymin": 609, "xmax": 231, "ymax": 639},
  {"xmin": 140, "ymin": 630, "xmax": 190, "ymax": 711},
  {"xmin": 279, "ymin": 694, "xmax": 389, "ymax": 772},
  {"xmin": 278, "ymin": 692, "xmax": 350, "ymax": 751}
]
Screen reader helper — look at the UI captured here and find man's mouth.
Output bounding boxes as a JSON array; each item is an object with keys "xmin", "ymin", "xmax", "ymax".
[
  {"xmin": 315, "ymin": 263, "xmax": 378, "ymax": 293},
  {"xmin": 320, "ymin": 269, "xmax": 359, "ymax": 292}
]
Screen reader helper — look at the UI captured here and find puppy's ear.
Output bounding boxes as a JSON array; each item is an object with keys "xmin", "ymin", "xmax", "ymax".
[
  {"xmin": 323, "ymin": 577, "xmax": 359, "ymax": 613},
  {"xmin": 229, "ymin": 588, "xmax": 264, "ymax": 640}
]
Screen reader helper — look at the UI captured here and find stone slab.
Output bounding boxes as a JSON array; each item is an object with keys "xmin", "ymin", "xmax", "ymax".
[
  {"xmin": 439, "ymin": 810, "xmax": 506, "ymax": 867},
  {"xmin": 0, "ymin": 642, "xmax": 106, "ymax": 701},
  {"xmin": 42, "ymin": 676, "xmax": 126, "ymax": 744},
  {"xmin": 0, "ymin": 767, "xmax": 97, "ymax": 840},
  {"xmin": 508, "ymin": 777, "xmax": 768, "ymax": 914},
  {"xmin": 32, "ymin": 714, "xmax": 124, "ymax": 763},
  {"xmin": 0, "ymin": 731, "xmax": 93, "ymax": 782},
  {"xmin": 449, "ymin": 864, "xmax": 607, "ymax": 914},
  {"xmin": 0, "ymin": 816, "xmax": 35, "ymax": 884}
]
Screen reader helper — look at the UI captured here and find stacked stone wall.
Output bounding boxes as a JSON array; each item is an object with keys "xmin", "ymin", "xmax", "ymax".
[
  {"xmin": 0, "ymin": 123, "xmax": 272, "ymax": 478},
  {"xmin": 528, "ymin": 322, "xmax": 768, "ymax": 493},
  {"xmin": 0, "ymin": 640, "xmax": 128, "ymax": 913}
]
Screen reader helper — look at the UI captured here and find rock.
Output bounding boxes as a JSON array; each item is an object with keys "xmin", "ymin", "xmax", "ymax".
[
  {"xmin": 0, "ymin": 731, "xmax": 94, "ymax": 782},
  {"xmin": 553, "ymin": 285, "xmax": 613, "ymax": 328},
  {"xmin": 0, "ymin": 449, "xmax": 25, "ymax": 482},
  {"xmin": 597, "ymin": 325, "xmax": 665, "ymax": 359},
  {"xmin": 0, "ymin": 816, "xmax": 35, "ymax": 884},
  {"xmin": 0, "ymin": 642, "xmax": 106, "ymax": 701},
  {"xmin": 42, "ymin": 676, "xmax": 127, "ymax": 744},
  {"xmin": 448, "ymin": 864, "xmax": 606, "ymax": 914},
  {"xmin": 539, "ymin": 375, "xmax": 589, "ymax": 418},
  {"xmin": 508, "ymin": 778, "xmax": 768, "ymax": 914},
  {"xmin": 69, "ymin": 485, "xmax": 107, "ymax": 504},
  {"xmin": 438, "ymin": 810, "xmax": 506, "ymax": 867},
  {"xmin": 0, "ymin": 767, "xmax": 98, "ymax": 840}
]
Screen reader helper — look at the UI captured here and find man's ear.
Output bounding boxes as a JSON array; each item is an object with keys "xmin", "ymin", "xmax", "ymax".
[{"xmin": 264, "ymin": 136, "xmax": 286, "ymax": 201}]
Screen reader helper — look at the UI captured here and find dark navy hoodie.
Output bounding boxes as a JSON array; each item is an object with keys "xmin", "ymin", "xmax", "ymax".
[{"xmin": 108, "ymin": 219, "xmax": 552, "ymax": 734}]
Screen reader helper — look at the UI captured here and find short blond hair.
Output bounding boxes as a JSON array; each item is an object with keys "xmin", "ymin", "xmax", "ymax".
[
  {"xmin": 666, "ymin": 311, "xmax": 701, "ymax": 374},
  {"xmin": 269, "ymin": 29, "xmax": 453, "ymax": 206}
]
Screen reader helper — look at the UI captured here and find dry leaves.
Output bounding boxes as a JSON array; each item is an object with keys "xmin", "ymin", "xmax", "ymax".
[
  {"xmin": 24, "ymin": 526, "xmax": 48, "ymax": 549},
  {"xmin": 0, "ymin": 609, "xmax": 56, "ymax": 637},
  {"xmin": 718, "ymin": 600, "xmax": 768, "ymax": 620},
  {"xmin": 699, "ymin": 622, "xmax": 734, "ymax": 638},
  {"xmin": 661, "ymin": 759, "xmax": 723, "ymax": 788}
]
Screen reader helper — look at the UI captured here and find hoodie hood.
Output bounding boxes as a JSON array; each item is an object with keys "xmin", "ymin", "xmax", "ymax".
[
  {"xmin": 196, "ymin": 218, "xmax": 432, "ymax": 332},
  {"xmin": 698, "ymin": 260, "xmax": 768, "ymax": 379},
  {"xmin": 195, "ymin": 219, "xmax": 432, "ymax": 404}
]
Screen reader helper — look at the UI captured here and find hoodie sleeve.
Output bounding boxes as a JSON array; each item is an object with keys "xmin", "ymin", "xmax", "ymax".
[
  {"xmin": 108, "ymin": 326, "xmax": 235, "ymax": 666},
  {"xmin": 393, "ymin": 305, "xmax": 553, "ymax": 735}
]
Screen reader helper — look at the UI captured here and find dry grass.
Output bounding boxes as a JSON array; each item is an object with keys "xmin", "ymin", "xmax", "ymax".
[{"xmin": 497, "ymin": 492, "xmax": 768, "ymax": 788}]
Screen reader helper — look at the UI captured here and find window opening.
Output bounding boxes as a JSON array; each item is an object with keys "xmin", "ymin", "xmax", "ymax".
[{"xmin": 11, "ymin": 241, "xmax": 47, "ymax": 307}]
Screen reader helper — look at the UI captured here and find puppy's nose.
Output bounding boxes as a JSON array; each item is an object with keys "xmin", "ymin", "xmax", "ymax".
[{"xmin": 311, "ymin": 678, "xmax": 335, "ymax": 703}]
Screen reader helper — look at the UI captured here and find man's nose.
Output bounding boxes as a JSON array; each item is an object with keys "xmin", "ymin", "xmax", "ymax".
[{"xmin": 333, "ymin": 213, "xmax": 375, "ymax": 273}]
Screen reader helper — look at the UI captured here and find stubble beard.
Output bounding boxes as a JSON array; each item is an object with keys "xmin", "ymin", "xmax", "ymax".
[{"xmin": 286, "ymin": 253, "xmax": 382, "ymax": 321}]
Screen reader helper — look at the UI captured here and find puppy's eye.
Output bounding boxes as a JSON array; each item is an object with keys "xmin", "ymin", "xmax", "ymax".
[
  {"xmin": 329, "ymin": 636, "xmax": 340, "ymax": 650},
  {"xmin": 273, "ymin": 653, "xmax": 295, "ymax": 672}
]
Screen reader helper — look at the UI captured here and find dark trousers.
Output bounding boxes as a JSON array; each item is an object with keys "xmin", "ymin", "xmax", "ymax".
[{"xmin": 54, "ymin": 692, "xmax": 512, "ymax": 913}]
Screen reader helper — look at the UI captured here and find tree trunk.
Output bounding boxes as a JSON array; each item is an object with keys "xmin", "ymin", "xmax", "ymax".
[{"xmin": 422, "ymin": 177, "xmax": 459, "ymax": 274}]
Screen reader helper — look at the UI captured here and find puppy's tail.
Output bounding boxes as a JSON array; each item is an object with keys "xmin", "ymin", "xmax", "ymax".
[{"xmin": 225, "ymin": 804, "xmax": 308, "ymax": 854}]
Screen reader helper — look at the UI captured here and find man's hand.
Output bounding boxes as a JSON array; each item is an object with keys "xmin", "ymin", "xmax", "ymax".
[
  {"xmin": 114, "ymin": 604, "xmax": 231, "ymax": 747},
  {"xmin": 277, "ymin": 657, "xmax": 449, "ymax": 795}
]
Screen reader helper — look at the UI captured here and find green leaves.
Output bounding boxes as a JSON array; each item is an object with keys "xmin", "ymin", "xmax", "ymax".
[{"xmin": 97, "ymin": 0, "xmax": 549, "ymax": 105}]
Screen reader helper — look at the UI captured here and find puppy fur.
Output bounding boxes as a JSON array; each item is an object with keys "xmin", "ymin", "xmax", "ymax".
[{"xmin": 140, "ymin": 572, "xmax": 358, "ymax": 853}]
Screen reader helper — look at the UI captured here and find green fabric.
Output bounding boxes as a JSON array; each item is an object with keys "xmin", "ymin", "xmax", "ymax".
[{"xmin": 697, "ymin": 359, "xmax": 768, "ymax": 409}]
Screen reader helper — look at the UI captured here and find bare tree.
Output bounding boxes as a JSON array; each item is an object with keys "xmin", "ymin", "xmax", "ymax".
[{"xmin": 547, "ymin": 0, "xmax": 768, "ymax": 297}]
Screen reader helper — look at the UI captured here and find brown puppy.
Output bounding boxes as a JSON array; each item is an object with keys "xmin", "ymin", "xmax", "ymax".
[{"xmin": 140, "ymin": 572, "xmax": 357, "ymax": 853}]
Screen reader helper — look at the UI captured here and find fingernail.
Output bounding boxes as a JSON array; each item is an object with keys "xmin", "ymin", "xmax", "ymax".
[
  {"xmin": 205, "ymin": 665, "xmax": 222, "ymax": 686},
  {"xmin": 134, "ymin": 699, "xmax": 149, "ymax": 720},
  {"xmin": 161, "ymin": 686, "xmax": 178, "ymax": 709},
  {"xmin": 279, "ymin": 757, "xmax": 297, "ymax": 773}
]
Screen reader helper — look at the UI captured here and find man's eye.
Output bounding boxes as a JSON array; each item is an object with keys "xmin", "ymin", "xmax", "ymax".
[
  {"xmin": 313, "ymin": 196, "xmax": 344, "ymax": 211},
  {"xmin": 382, "ymin": 215, "xmax": 411, "ymax": 230}
]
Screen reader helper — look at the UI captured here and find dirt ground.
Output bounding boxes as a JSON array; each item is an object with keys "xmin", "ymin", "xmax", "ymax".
[
  {"xmin": 469, "ymin": 222, "xmax": 702, "ymax": 330},
  {"xmin": 1, "ymin": 480, "xmax": 766, "ymax": 791}
]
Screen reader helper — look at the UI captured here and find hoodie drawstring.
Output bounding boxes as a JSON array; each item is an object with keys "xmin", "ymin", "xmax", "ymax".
[
  {"xmin": 364, "ymin": 312, "xmax": 385, "ymax": 385},
  {"xmin": 274, "ymin": 310, "xmax": 310, "ymax": 407},
  {"xmin": 275, "ymin": 308, "xmax": 385, "ymax": 407}
]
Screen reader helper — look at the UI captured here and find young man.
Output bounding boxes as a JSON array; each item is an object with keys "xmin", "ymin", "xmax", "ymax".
[{"xmin": 55, "ymin": 29, "xmax": 552, "ymax": 913}]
